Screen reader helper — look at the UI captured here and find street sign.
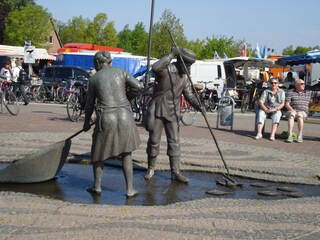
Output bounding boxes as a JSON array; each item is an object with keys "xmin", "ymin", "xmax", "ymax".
[{"xmin": 24, "ymin": 45, "xmax": 35, "ymax": 64}]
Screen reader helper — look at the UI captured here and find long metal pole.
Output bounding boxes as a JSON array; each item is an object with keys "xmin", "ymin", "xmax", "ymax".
[
  {"xmin": 145, "ymin": 0, "xmax": 155, "ymax": 88},
  {"xmin": 168, "ymin": 30, "xmax": 235, "ymax": 185}
]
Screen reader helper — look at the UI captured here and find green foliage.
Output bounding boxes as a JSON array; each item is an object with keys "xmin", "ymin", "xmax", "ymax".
[
  {"xmin": 198, "ymin": 35, "xmax": 244, "ymax": 59},
  {"xmin": 4, "ymin": 4, "xmax": 51, "ymax": 47},
  {"xmin": 118, "ymin": 22, "xmax": 148, "ymax": 55},
  {"xmin": 0, "ymin": 0, "xmax": 35, "ymax": 44},
  {"xmin": 59, "ymin": 16, "xmax": 89, "ymax": 43},
  {"xmin": 282, "ymin": 45, "xmax": 319, "ymax": 55},
  {"xmin": 152, "ymin": 9, "xmax": 187, "ymax": 58},
  {"xmin": 58, "ymin": 13, "xmax": 119, "ymax": 47},
  {"xmin": 118, "ymin": 25, "xmax": 133, "ymax": 52},
  {"xmin": 185, "ymin": 39, "xmax": 205, "ymax": 59}
]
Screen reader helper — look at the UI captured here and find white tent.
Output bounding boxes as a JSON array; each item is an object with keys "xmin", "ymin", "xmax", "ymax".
[{"xmin": 0, "ymin": 44, "xmax": 56, "ymax": 60}]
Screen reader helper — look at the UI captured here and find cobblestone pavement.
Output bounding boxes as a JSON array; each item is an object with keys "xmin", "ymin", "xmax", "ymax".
[{"xmin": 0, "ymin": 103, "xmax": 319, "ymax": 239}]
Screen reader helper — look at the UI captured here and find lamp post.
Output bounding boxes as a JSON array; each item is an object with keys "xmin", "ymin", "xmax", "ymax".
[{"xmin": 145, "ymin": 0, "xmax": 155, "ymax": 88}]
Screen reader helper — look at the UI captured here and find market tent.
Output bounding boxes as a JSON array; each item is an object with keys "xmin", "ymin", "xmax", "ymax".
[
  {"xmin": 0, "ymin": 44, "xmax": 56, "ymax": 60},
  {"xmin": 277, "ymin": 49, "xmax": 320, "ymax": 66},
  {"xmin": 224, "ymin": 57, "xmax": 279, "ymax": 68},
  {"xmin": 223, "ymin": 57, "xmax": 280, "ymax": 83}
]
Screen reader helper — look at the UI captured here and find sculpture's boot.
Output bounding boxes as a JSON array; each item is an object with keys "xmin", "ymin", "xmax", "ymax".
[
  {"xmin": 144, "ymin": 156, "xmax": 156, "ymax": 180},
  {"xmin": 169, "ymin": 156, "xmax": 189, "ymax": 183}
]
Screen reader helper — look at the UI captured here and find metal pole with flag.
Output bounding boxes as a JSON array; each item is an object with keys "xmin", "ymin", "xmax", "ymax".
[
  {"xmin": 213, "ymin": 50, "xmax": 220, "ymax": 59},
  {"xmin": 254, "ymin": 43, "xmax": 261, "ymax": 58},
  {"xmin": 145, "ymin": 0, "xmax": 155, "ymax": 88},
  {"xmin": 240, "ymin": 43, "xmax": 247, "ymax": 57}
]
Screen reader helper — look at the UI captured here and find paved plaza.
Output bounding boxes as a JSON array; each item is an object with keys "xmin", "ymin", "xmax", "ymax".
[{"xmin": 0, "ymin": 103, "xmax": 319, "ymax": 239}]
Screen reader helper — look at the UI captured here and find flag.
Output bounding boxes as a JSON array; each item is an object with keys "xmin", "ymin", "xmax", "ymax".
[
  {"xmin": 240, "ymin": 43, "xmax": 247, "ymax": 57},
  {"xmin": 214, "ymin": 50, "xmax": 220, "ymax": 59},
  {"xmin": 222, "ymin": 52, "xmax": 228, "ymax": 59},
  {"xmin": 261, "ymin": 45, "xmax": 267, "ymax": 58},
  {"xmin": 253, "ymin": 43, "xmax": 261, "ymax": 58}
]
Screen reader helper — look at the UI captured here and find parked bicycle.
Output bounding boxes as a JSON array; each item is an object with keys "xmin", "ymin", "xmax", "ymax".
[
  {"xmin": 240, "ymin": 79, "xmax": 264, "ymax": 113},
  {"xmin": 180, "ymin": 94, "xmax": 198, "ymax": 126},
  {"xmin": 33, "ymin": 79, "xmax": 72, "ymax": 104},
  {"xmin": 15, "ymin": 80, "xmax": 35, "ymax": 103},
  {"xmin": 66, "ymin": 81, "xmax": 87, "ymax": 122},
  {"xmin": 0, "ymin": 80, "xmax": 19, "ymax": 116},
  {"xmin": 196, "ymin": 81, "xmax": 221, "ymax": 112}
]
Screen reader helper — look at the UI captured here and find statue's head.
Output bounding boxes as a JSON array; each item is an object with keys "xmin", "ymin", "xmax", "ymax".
[
  {"xmin": 94, "ymin": 51, "xmax": 112, "ymax": 71},
  {"xmin": 176, "ymin": 48, "xmax": 196, "ymax": 74}
]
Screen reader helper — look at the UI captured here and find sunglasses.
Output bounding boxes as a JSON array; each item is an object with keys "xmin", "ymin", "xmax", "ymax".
[
  {"xmin": 270, "ymin": 82, "xmax": 278, "ymax": 84},
  {"xmin": 298, "ymin": 83, "xmax": 305, "ymax": 85}
]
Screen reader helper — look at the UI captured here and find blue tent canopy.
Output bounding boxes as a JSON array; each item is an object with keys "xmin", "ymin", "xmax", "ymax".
[
  {"xmin": 56, "ymin": 53, "xmax": 147, "ymax": 76},
  {"xmin": 277, "ymin": 49, "xmax": 320, "ymax": 66}
]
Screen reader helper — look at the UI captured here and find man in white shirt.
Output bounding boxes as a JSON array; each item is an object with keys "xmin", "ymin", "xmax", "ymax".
[{"xmin": 13, "ymin": 59, "xmax": 29, "ymax": 105}]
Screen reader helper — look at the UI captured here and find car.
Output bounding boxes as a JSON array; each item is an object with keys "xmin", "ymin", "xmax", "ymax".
[{"xmin": 39, "ymin": 65, "xmax": 94, "ymax": 87}]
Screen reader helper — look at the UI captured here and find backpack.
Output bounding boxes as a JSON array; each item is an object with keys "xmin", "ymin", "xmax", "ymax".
[{"xmin": 18, "ymin": 67, "xmax": 30, "ymax": 84}]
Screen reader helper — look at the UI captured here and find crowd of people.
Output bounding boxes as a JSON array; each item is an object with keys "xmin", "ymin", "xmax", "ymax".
[{"xmin": 0, "ymin": 58, "xmax": 30, "ymax": 105}]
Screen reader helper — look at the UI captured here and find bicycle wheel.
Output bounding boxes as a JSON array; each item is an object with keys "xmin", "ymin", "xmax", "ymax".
[
  {"xmin": 4, "ymin": 91, "xmax": 19, "ymax": 116},
  {"xmin": 240, "ymin": 92, "xmax": 249, "ymax": 113},
  {"xmin": 55, "ymin": 87, "xmax": 66, "ymax": 104},
  {"xmin": 181, "ymin": 104, "xmax": 197, "ymax": 126},
  {"xmin": 67, "ymin": 93, "xmax": 82, "ymax": 122},
  {"xmin": 208, "ymin": 96, "xmax": 218, "ymax": 112},
  {"xmin": 33, "ymin": 85, "xmax": 46, "ymax": 103}
]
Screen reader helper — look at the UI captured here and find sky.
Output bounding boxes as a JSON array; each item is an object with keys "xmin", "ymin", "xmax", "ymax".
[{"xmin": 36, "ymin": 0, "xmax": 320, "ymax": 55}]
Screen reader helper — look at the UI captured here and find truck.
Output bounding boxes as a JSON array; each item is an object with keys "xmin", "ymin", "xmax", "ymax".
[
  {"xmin": 306, "ymin": 63, "xmax": 320, "ymax": 89},
  {"xmin": 190, "ymin": 59, "xmax": 227, "ymax": 94}
]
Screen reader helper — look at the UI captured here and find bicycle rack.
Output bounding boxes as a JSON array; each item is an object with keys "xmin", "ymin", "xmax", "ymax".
[{"xmin": 216, "ymin": 96, "xmax": 235, "ymax": 130}]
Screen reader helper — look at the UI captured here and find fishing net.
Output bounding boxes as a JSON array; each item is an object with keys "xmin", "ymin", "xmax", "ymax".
[{"xmin": 0, "ymin": 139, "xmax": 71, "ymax": 183}]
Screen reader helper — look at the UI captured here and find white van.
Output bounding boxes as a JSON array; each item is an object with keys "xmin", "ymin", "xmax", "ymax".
[{"xmin": 190, "ymin": 60, "xmax": 226, "ymax": 93}]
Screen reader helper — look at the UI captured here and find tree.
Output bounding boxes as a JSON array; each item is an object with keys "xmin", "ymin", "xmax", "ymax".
[
  {"xmin": 282, "ymin": 45, "xmax": 319, "ymax": 55},
  {"xmin": 4, "ymin": 4, "xmax": 51, "ymax": 47},
  {"xmin": 152, "ymin": 9, "xmax": 187, "ymax": 58},
  {"xmin": 59, "ymin": 16, "xmax": 91, "ymax": 44},
  {"xmin": 117, "ymin": 22, "xmax": 148, "ymax": 55},
  {"xmin": 130, "ymin": 22, "xmax": 148, "ymax": 56},
  {"xmin": 0, "ymin": 0, "xmax": 36, "ymax": 44},
  {"xmin": 185, "ymin": 39, "xmax": 205, "ymax": 59},
  {"xmin": 198, "ymin": 35, "xmax": 244, "ymax": 59},
  {"xmin": 59, "ymin": 13, "xmax": 119, "ymax": 47},
  {"xmin": 118, "ymin": 25, "xmax": 133, "ymax": 53}
]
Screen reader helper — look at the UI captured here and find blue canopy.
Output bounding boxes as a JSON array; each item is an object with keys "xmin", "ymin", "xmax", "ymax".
[
  {"xmin": 56, "ymin": 53, "xmax": 147, "ymax": 76},
  {"xmin": 277, "ymin": 49, "xmax": 320, "ymax": 66}
]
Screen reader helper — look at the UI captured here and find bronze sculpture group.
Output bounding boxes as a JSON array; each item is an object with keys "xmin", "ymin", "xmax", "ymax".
[{"xmin": 83, "ymin": 48, "xmax": 201, "ymax": 197}]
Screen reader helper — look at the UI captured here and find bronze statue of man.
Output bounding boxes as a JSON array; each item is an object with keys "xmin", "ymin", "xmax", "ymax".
[
  {"xmin": 145, "ymin": 47, "xmax": 205, "ymax": 183},
  {"xmin": 83, "ymin": 51, "xmax": 143, "ymax": 197}
]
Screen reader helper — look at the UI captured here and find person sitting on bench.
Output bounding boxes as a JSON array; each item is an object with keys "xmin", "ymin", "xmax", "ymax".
[{"xmin": 255, "ymin": 78, "xmax": 285, "ymax": 141}]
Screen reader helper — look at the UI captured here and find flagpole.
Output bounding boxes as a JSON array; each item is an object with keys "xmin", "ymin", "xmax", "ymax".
[{"xmin": 145, "ymin": 0, "xmax": 155, "ymax": 88}]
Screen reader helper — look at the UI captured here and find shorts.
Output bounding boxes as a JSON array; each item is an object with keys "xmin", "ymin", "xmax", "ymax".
[
  {"xmin": 257, "ymin": 109, "xmax": 282, "ymax": 124},
  {"xmin": 285, "ymin": 110, "xmax": 307, "ymax": 121}
]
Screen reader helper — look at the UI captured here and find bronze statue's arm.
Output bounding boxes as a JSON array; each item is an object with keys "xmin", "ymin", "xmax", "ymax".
[{"xmin": 152, "ymin": 51, "xmax": 176, "ymax": 73}]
